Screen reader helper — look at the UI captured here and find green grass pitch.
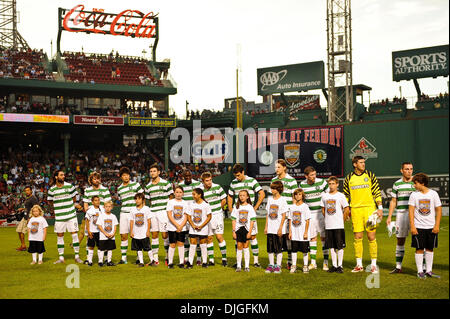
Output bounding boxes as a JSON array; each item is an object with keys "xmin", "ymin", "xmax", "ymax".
[{"xmin": 0, "ymin": 218, "xmax": 448, "ymax": 299}]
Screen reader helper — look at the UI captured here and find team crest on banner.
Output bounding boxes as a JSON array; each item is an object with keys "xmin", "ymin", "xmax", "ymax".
[
  {"xmin": 326, "ymin": 200, "xmax": 337, "ymax": 215},
  {"xmin": 269, "ymin": 205, "xmax": 279, "ymax": 220},
  {"xmin": 135, "ymin": 213, "xmax": 145, "ymax": 227},
  {"xmin": 174, "ymin": 206, "xmax": 183, "ymax": 220},
  {"xmin": 284, "ymin": 144, "xmax": 300, "ymax": 167},
  {"xmin": 193, "ymin": 209, "xmax": 202, "ymax": 224},
  {"xmin": 291, "ymin": 211, "xmax": 302, "ymax": 227},
  {"xmin": 239, "ymin": 211, "xmax": 248, "ymax": 225},
  {"xmin": 31, "ymin": 222, "xmax": 39, "ymax": 234},
  {"xmin": 104, "ymin": 219, "xmax": 113, "ymax": 232},
  {"xmin": 418, "ymin": 199, "xmax": 431, "ymax": 216}
]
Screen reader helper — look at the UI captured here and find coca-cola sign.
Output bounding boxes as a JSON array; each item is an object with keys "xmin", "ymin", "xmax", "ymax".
[
  {"xmin": 61, "ymin": 5, "xmax": 158, "ymax": 38},
  {"xmin": 73, "ymin": 115, "xmax": 124, "ymax": 126}
]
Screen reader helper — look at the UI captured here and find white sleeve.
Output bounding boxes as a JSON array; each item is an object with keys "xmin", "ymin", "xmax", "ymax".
[
  {"xmin": 166, "ymin": 200, "xmax": 173, "ymax": 212},
  {"xmin": 42, "ymin": 218, "xmax": 49, "ymax": 228},
  {"xmin": 433, "ymin": 191, "xmax": 442, "ymax": 207},
  {"xmin": 340, "ymin": 193, "xmax": 349, "ymax": 208},
  {"xmin": 320, "ymin": 194, "xmax": 326, "ymax": 207},
  {"xmin": 408, "ymin": 192, "xmax": 416, "ymax": 206},
  {"xmin": 304, "ymin": 205, "xmax": 311, "ymax": 220},
  {"xmin": 231, "ymin": 207, "xmax": 237, "ymax": 220}
]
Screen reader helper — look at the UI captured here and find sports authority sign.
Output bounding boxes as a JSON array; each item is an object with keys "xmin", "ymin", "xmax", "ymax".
[
  {"xmin": 257, "ymin": 61, "xmax": 325, "ymax": 95},
  {"xmin": 246, "ymin": 125, "xmax": 344, "ymax": 179},
  {"xmin": 392, "ymin": 45, "xmax": 449, "ymax": 81},
  {"xmin": 73, "ymin": 115, "xmax": 124, "ymax": 126}
]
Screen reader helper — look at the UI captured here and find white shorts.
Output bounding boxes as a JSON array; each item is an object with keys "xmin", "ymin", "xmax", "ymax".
[
  {"xmin": 119, "ymin": 212, "xmax": 131, "ymax": 235},
  {"xmin": 150, "ymin": 212, "xmax": 169, "ymax": 233},
  {"xmin": 395, "ymin": 212, "xmax": 410, "ymax": 238},
  {"xmin": 208, "ymin": 213, "xmax": 224, "ymax": 236},
  {"xmin": 309, "ymin": 214, "xmax": 325, "ymax": 238},
  {"xmin": 54, "ymin": 218, "xmax": 79, "ymax": 234}
]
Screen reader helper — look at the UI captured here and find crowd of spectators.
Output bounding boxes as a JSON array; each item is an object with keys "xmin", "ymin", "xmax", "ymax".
[
  {"xmin": 369, "ymin": 96, "xmax": 407, "ymax": 108},
  {"xmin": 0, "ymin": 48, "xmax": 53, "ymax": 81}
]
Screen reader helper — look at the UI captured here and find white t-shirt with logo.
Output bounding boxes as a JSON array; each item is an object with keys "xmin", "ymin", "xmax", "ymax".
[
  {"xmin": 231, "ymin": 203, "xmax": 257, "ymax": 232},
  {"xmin": 86, "ymin": 206, "xmax": 104, "ymax": 233},
  {"xmin": 166, "ymin": 199, "xmax": 189, "ymax": 232},
  {"xmin": 408, "ymin": 189, "xmax": 442, "ymax": 229},
  {"xmin": 96, "ymin": 213, "xmax": 119, "ymax": 240},
  {"xmin": 27, "ymin": 216, "xmax": 48, "ymax": 242},
  {"xmin": 265, "ymin": 196, "xmax": 288, "ymax": 235},
  {"xmin": 129, "ymin": 205, "xmax": 153, "ymax": 239},
  {"xmin": 186, "ymin": 200, "xmax": 212, "ymax": 236},
  {"xmin": 288, "ymin": 203, "xmax": 311, "ymax": 242},
  {"xmin": 320, "ymin": 192, "xmax": 349, "ymax": 230}
]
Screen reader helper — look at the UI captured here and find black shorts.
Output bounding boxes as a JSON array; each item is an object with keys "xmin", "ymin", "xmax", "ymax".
[
  {"xmin": 28, "ymin": 241, "xmax": 45, "ymax": 254},
  {"xmin": 168, "ymin": 231, "xmax": 187, "ymax": 244},
  {"xmin": 131, "ymin": 237, "xmax": 151, "ymax": 251},
  {"xmin": 291, "ymin": 241, "xmax": 310, "ymax": 253},
  {"xmin": 235, "ymin": 227, "xmax": 249, "ymax": 244},
  {"xmin": 267, "ymin": 234, "xmax": 283, "ymax": 254},
  {"xmin": 325, "ymin": 229, "xmax": 346, "ymax": 250},
  {"xmin": 98, "ymin": 239, "xmax": 116, "ymax": 251},
  {"xmin": 281, "ymin": 233, "xmax": 292, "ymax": 252},
  {"xmin": 189, "ymin": 234, "xmax": 208, "ymax": 240},
  {"xmin": 87, "ymin": 233, "xmax": 100, "ymax": 248},
  {"xmin": 411, "ymin": 228, "xmax": 438, "ymax": 250}
]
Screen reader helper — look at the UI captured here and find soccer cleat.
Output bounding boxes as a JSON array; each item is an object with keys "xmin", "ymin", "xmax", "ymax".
[
  {"xmin": 168, "ymin": 264, "xmax": 174, "ymax": 269},
  {"xmin": 165, "ymin": 259, "xmax": 169, "ymax": 266},
  {"xmin": 196, "ymin": 260, "xmax": 202, "ymax": 266},
  {"xmin": 30, "ymin": 261, "xmax": 36, "ymax": 265},
  {"xmin": 327, "ymin": 266, "xmax": 337, "ymax": 273},
  {"xmin": 107, "ymin": 262, "xmax": 116, "ymax": 267},
  {"xmin": 83, "ymin": 260, "xmax": 89, "ymax": 265},
  {"xmin": 335, "ymin": 266, "xmax": 344, "ymax": 274},
  {"xmin": 222, "ymin": 260, "xmax": 228, "ymax": 267},
  {"xmin": 75, "ymin": 257, "xmax": 83, "ymax": 264},
  {"xmin": 154, "ymin": 260, "xmax": 160, "ymax": 266},
  {"xmin": 273, "ymin": 265, "xmax": 282, "ymax": 274},
  {"xmin": 265, "ymin": 265, "xmax": 274, "ymax": 273},
  {"xmin": 390, "ymin": 268, "xmax": 402, "ymax": 274},
  {"xmin": 244, "ymin": 267, "xmax": 250, "ymax": 272},
  {"xmin": 371, "ymin": 265, "xmax": 379, "ymax": 274},
  {"xmin": 38, "ymin": 261, "xmax": 43, "ymax": 265},
  {"xmin": 253, "ymin": 263, "xmax": 261, "ymax": 268},
  {"xmin": 351, "ymin": 265, "xmax": 364, "ymax": 273},
  {"xmin": 417, "ymin": 272, "xmax": 426, "ymax": 279},
  {"xmin": 118, "ymin": 260, "xmax": 127, "ymax": 265},
  {"xmin": 178, "ymin": 264, "xmax": 185, "ymax": 269},
  {"xmin": 98, "ymin": 262, "xmax": 104, "ymax": 267},
  {"xmin": 208, "ymin": 261, "xmax": 215, "ymax": 266},
  {"xmin": 286, "ymin": 262, "xmax": 292, "ymax": 270},
  {"xmin": 232, "ymin": 263, "xmax": 238, "ymax": 269},
  {"xmin": 135, "ymin": 259, "xmax": 140, "ymax": 265},
  {"xmin": 202, "ymin": 263, "xmax": 208, "ymax": 268},
  {"xmin": 186, "ymin": 262, "xmax": 193, "ymax": 269},
  {"xmin": 87, "ymin": 262, "xmax": 93, "ymax": 267},
  {"xmin": 236, "ymin": 267, "xmax": 242, "ymax": 272},
  {"xmin": 16, "ymin": 246, "xmax": 27, "ymax": 251},
  {"xmin": 137, "ymin": 263, "xmax": 145, "ymax": 267},
  {"xmin": 323, "ymin": 263, "xmax": 329, "ymax": 271},
  {"xmin": 303, "ymin": 266, "xmax": 309, "ymax": 273},
  {"xmin": 425, "ymin": 272, "xmax": 441, "ymax": 279},
  {"xmin": 290, "ymin": 265, "xmax": 297, "ymax": 273},
  {"xmin": 53, "ymin": 259, "xmax": 65, "ymax": 264},
  {"xmin": 308, "ymin": 263, "xmax": 317, "ymax": 270}
]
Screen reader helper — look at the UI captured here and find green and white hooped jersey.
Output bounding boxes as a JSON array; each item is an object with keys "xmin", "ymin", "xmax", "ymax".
[
  {"xmin": 178, "ymin": 179, "xmax": 202, "ymax": 202},
  {"xmin": 145, "ymin": 178, "xmax": 174, "ymax": 214},
  {"xmin": 83, "ymin": 185, "xmax": 112, "ymax": 208},
  {"xmin": 200, "ymin": 183, "xmax": 226, "ymax": 215},
  {"xmin": 47, "ymin": 182, "xmax": 77, "ymax": 222},
  {"xmin": 391, "ymin": 179, "xmax": 415, "ymax": 213},
  {"xmin": 270, "ymin": 174, "xmax": 298, "ymax": 206},
  {"xmin": 117, "ymin": 181, "xmax": 144, "ymax": 213},
  {"xmin": 299, "ymin": 178, "xmax": 329, "ymax": 215},
  {"xmin": 228, "ymin": 175, "xmax": 262, "ymax": 206}
]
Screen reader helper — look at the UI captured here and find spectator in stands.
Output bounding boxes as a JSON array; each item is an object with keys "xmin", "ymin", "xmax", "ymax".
[{"xmin": 111, "ymin": 64, "xmax": 117, "ymax": 78}]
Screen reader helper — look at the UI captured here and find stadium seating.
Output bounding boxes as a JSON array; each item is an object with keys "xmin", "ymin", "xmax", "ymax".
[{"xmin": 0, "ymin": 48, "xmax": 52, "ymax": 80}]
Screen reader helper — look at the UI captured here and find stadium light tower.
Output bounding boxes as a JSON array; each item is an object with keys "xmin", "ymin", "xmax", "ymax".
[
  {"xmin": 0, "ymin": 0, "xmax": 30, "ymax": 50},
  {"xmin": 326, "ymin": 0, "xmax": 353, "ymax": 122}
]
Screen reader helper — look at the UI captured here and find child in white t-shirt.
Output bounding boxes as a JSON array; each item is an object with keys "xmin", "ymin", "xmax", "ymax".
[
  {"xmin": 85, "ymin": 196, "xmax": 104, "ymax": 266},
  {"xmin": 96, "ymin": 201, "xmax": 119, "ymax": 266},
  {"xmin": 27, "ymin": 205, "xmax": 48, "ymax": 265},
  {"xmin": 130, "ymin": 193, "xmax": 154, "ymax": 267}
]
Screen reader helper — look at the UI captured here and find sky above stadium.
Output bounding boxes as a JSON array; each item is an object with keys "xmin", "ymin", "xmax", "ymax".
[{"xmin": 17, "ymin": 0, "xmax": 449, "ymax": 116}]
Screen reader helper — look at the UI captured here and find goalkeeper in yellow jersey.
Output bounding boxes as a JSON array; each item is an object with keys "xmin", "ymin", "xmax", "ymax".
[{"xmin": 343, "ymin": 156, "xmax": 383, "ymax": 274}]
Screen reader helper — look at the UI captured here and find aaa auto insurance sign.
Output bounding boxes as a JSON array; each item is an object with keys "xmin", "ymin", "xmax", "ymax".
[
  {"xmin": 257, "ymin": 61, "xmax": 325, "ymax": 95},
  {"xmin": 392, "ymin": 44, "xmax": 449, "ymax": 81}
]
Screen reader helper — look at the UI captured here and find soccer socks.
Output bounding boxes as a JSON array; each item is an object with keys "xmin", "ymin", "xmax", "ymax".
[
  {"xmin": 163, "ymin": 237, "xmax": 170, "ymax": 260},
  {"xmin": 303, "ymin": 253, "xmax": 309, "ymax": 266},
  {"xmin": 368, "ymin": 239, "xmax": 377, "ymax": 260},
  {"xmin": 395, "ymin": 245, "xmax": 405, "ymax": 269},
  {"xmin": 291, "ymin": 252, "xmax": 297, "ymax": 267},
  {"xmin": 200, "ymin": 243, "xmax": 208, "ymax": 264},
  {"xmin": 71, "ymin": 233, "xmax": 80, "ymax": 258},
  {"xmin": 219, "ymin": 240, "xmax": 227, "ymax": 261},
  {"xmin": 38, "ymin": 253, "xmax": 43, "ymax": 263},
  {"xmin": 322, "ymin": 240, "xmax": 329, "ymax": 265},
  {"xmin": 151, "ymin": 238, "xmax": 159, "ymax": 262},
  {"xmin": 188, "ymin": 244, "xmax": 197, "ymax": 265},
  {"xmin": 425, "ymin": 251, "xmax": 434, "ymax": 273},
  {"xmin": 107, "ymin": 250, "xmax": 112, "ymax": 263},
  {"xmin": 236, "ymin": 249, "xmax": 243, "ymax": 268},
  {"xmin": 268, "ymin": 253, "xmax": 274, "ymax": 266},
  {"xmin": 337, "ymin": 249, "xmax": 344, "ymax": 267},
  {"xmin": 251, "ymin": 239, "xmax": 259, "ymax": 264},
  {"xmin": 137, "ymin": 251, "xmax": 144, "ymax": 264},
  {"xmin": 276, "ymin": 253, "xmax": 283, "ymax": 266},
  {"xmin": 147, "ymin": 250, "xmax": 154, "ymax": 263},
  {"xmin": 168, "ymin": 246, "xmax": 175, "ymax": 265},
  {"xmin": 310, "ymin": 241, "xmax": 317, "ymax": 265},
  {"xmin": 330, "ymin": 248, "xmax": 338, "ymax": 268},
  {"xmin": 196, "ymin": 245, "xmax": 202, "ymax": 263},
  {"xmin": 87, "ymin": 249, "xmax": 94, "ymax": 263},
  {"xmin": 184, "ymin": 237, "xmax": 190, "ymax": 262},
  {"xmin": 207, "ymin": 242, "xmax": 214, "ymax": 262},
  {"xmin": 415, "ymin": 253, "xmax": 424, "ymax": 273},
  {"xmin": 354, "ymin": 238, "xmax": 363, "ymax": 260},
  {"xmin": 177, "ymin": 245, "xmax": 185, "ymax": 265},
  {"xmin": 243, "ymin": 248, "xmax": 250, "ymax": 269},
  {"xmin": 32, "ymin": 253, "xmax": 37, "ymax": 263},
  {"xmin": 121, "ymin": 240, "xmax": 128, "ymax": 261},
  {"xmin": 98, "ymin": 250, "xmax": 105, "ymax": 263},
  {"xmin": 57, "ymin": 236, "xmax": 64, "ymax": 260}
]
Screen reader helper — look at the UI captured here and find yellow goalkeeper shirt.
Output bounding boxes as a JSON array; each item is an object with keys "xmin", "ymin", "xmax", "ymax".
[{"xmin": 343, "ymin": 170, "xmax": 382, "ymax": 208}]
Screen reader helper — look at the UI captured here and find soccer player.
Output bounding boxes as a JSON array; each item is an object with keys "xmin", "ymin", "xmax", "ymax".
[
  {"xmin": 178, "ymin": 169, "xmax": 202, "ymax": 264},
  {"xmin": 166, "ymin": 186, "xmax": 190, "ymax": 268},
  {"xmin": 130, "ymin": 193, "xmax": 153, "ymax": 267},
  {"xmin": 321, "ymin": 177, "xmax": 349, "ymax": 274},
  {"xmin": 200, "ymin": 172, "xmax": 228, "ymax": 267},
  {"xmin": 82, "ymin": 171, "xmax": 112, "ymax": 263},
  {"xmin": 96, "ymin": 201, "xmax": 118, "ymax": 266},
  {"xmin": 271, "ymin": 159, "xmax": 298, "ymax": 269},
  {"xmin": 47, "ymin": 169, "xmax": 83, "ymax": 264},
  {"xmin": 227, "ymin": 163, "xmax": 265, "ymax": 267},
  {"xmin": 264, "ymin": 181, "xmax": 288, "ymax": 274},
  {"xmin": 117, "ymin": 166, "xmax": 144, "ymax": 264},
  {"xmin": 299, "ymin": 166, "xmax": 329, "ymax": 271},
  {"xmin": 386, "ymin": 162, "xmax": 416, "ymax": 274},
  {"xmin": 186, "ymin": 188, "xmax": 212, "ymax": 268},
  {"xmin": 408, "ymin": 173, "xmax": 442, "ymax": 279},
  {"xmin": 231, "ymin": 190, "xmax": 256, "ymax": 272},
  {"xmin": 27, "ymin": 205, "xmax": 48, "ymax": 265},
  {"xmin": 145, "ymin": 163, "xmax": 174, "ymax": 266},
  {"xmin": 288, "ymin": 188, "xmax": 311, "ymax": 274},
  {"xmin": 85, "ymin": 196, "xmax": 104, "ymax": 266},
  {"xmin": 343, "ymin": 156, "xmax": 382, "ymax": 274}
]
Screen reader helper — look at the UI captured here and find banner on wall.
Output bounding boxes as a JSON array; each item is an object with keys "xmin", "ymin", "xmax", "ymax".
[{"xmin": 0, "ymin": 113, "xmax": 69, "ymax": 124}]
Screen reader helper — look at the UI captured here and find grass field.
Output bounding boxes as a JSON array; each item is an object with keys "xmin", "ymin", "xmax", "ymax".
[{"xmin": 0, "ymin": 218, "xmax": 448, "ymax": 299}]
